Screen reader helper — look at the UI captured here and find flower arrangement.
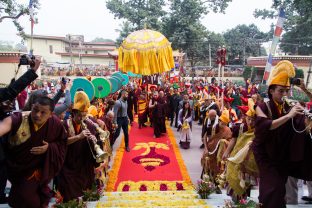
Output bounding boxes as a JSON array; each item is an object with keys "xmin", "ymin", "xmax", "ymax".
[
  {"xmin": 54, "ymin": 190, "xmax": 63, "ymax": 204},
  {"xmin": 82, "ymin": 184, "xmax": 101, "ymax": 202},
  {"xmin": 196, "ymin": 174, "xmax": 215, "ymax": 199},
  {"xmin": 223, "ymin": 199, "xmax": 262, "ymax": 208},
  {"xmin": 53, "ymin": 199, "xmax": 86, "ymax": 208}
]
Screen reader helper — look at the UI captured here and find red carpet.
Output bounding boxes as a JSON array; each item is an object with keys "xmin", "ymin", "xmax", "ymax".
[{"xmin": 106, "ymin": 118, "xmax": 193, "ymax": 192}]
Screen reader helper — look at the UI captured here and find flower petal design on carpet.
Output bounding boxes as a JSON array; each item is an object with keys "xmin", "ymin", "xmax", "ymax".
[{"xmin": 132, "ymin": 142, "xmax": 170, "ymax": 171}]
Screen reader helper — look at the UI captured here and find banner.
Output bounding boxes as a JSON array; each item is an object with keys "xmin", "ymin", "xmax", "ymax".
[{"xmin": 262, "ymin": 8, "xmax": 286, "ymax": 82}]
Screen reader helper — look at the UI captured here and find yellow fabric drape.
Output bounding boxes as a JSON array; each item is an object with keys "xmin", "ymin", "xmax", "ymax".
[
  {"xmin": 119, "ymin": 29, "xmax": 175, "ymax": 75},
  {"xmin": 225, "ymin": 130, "xmax": 258, "ymax": 196}
]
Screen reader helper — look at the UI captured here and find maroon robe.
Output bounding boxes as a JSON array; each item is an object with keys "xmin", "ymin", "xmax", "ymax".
[
  {"xmin": 158, "ymin": 97, "xmax": 167, "ymax": 134},
  {"xmin": 151, "ymin": 98, "xmax": 166, "ymax": 138},
  {"xmin": 6, "ymin": 113, "xmax": 67, "ymax": 208},
  {"xmin": 251, "ymin": 100, "xmax": 312, "ymax": 208},
  {"xmin": 102, "ymin": 116, "xmax": 114, "ymax": 146},
  {"xmin": 57, "ymin": 119, "xmax": 98, "ymax": 202}
]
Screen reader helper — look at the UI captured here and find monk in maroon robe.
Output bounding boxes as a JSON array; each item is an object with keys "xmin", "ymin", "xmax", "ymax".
[
  {"xmin": 251, "ymin": 60, "xmax": 312, "ymax": 208},
  {"xmin": 57, "ymin": 91, "xmax": 99, "ymax": 202},
  {"xmin": 101, "ymin": 111, "xmax": 115, "ymax": 146},
  {"xmin": 149, "ymin": 91, "xmax": 166, "ymax": 138},
  {"xmin": 0, "ymin": 96, "xmax": 67, "ymax": 208}
]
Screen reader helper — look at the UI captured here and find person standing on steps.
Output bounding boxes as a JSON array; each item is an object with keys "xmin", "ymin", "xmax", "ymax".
[{"xmin": 113, "ymin": 90, "xmax": 130, "ymax": 152}]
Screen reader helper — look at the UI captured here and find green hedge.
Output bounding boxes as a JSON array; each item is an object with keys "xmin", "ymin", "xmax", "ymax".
[{"xmin": 258, "ymin": 84, "xmax": 310, "ymax": 102}]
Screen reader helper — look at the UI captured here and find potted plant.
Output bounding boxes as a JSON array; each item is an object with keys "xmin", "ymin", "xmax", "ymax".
[
  {"xmin": 223, "ymin": 198, "xmax": 262, "ymax": 208},
  {"xmin": 82, "ymin": 184, "xmax": 101, "ymax": 202},
  {"xmin": 196, "ymin": 174, "xmax": 216, "ymax": 199},
  {"xmin": 53, "ymin": 199, "xmax": 86, "ymax": 208}
]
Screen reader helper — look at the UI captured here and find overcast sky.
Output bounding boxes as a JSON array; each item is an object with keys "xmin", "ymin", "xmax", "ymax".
[{"xmin": 0, "ymin": 0, "xmax": 275, "ymax": 45}]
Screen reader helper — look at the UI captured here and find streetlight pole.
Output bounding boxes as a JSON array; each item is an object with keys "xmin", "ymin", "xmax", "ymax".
[
  {"xmin": 242, "ymin": 39, "xmax": 246, "ymax": 67},
  {"xmin": 68, "ymin": 35, "xmax": 73, "ymax": 70},
  {"xmin": 209, "ymin": 43, "xmax": 212, "ymax": 67}
]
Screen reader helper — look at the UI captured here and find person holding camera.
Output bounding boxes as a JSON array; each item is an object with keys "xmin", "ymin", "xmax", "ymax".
[
  {"xmin": 0, "ymin": 56, "xmax": 40, "ymax": 104},
  {"xmin": 0, "ymin": 96, "xmax": 67, "ymax": 208},
  {"xmin": 251, "ymin": 60, "xmax": 312, "ymax": 208},
  {"xmin": 284, "ymin": 78, "xmax": 312, "ymax": 205},
  {"xmin": 0, "ymin": 55, "xmax": 41, "ymax": 204}
]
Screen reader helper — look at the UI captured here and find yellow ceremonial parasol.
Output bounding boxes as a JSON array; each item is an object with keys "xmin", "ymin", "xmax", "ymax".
[{"xmin": 118, "ymin": 29, "xmax": 175, "ymax": 75}]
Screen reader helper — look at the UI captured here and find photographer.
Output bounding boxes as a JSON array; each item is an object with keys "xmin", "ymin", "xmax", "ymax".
[
  {"xmin": 0, "ymin": 56, "xmax": 40, "ymax": 104},
  {"xmin": 0, "ymin": 55, "xmax": 40, "ymax": 204},
  {"xmin": 285, "ymin": 78, "xmax": 312, "ymax": 205},
  {"xmin": 23, "ymin": 79, "xmax": 68, "ymax": 115}
]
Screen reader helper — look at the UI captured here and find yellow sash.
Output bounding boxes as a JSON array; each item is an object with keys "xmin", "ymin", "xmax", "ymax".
[{"xmin": 9, "ymin": 111, "xmax": 31, "ymax": 146}]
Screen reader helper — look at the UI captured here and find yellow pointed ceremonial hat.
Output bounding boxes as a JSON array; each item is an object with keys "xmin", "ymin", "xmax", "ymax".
[
  {"xmin": 88, "ymin": 105, "xmax": 98, "ymax": 117},
  {"xmin": 268, "ymin": 60, "xmax": 295, "ymax": 87},
  {"xmin": 219, "ymin": 109, "xmax": 230, "ymax": 125},
  {"xmin": 245, "ymin": 98, "xmax": 256, "ymax": 117},
  {"xmin": 73, "ymin": 91, "xmax": 90, "ymax": 112}
]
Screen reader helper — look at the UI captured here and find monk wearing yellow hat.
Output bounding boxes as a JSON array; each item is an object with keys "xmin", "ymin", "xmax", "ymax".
[
  {"xmin": 57, "ymin": 91, "xmax": 100, "ymax": 202},
  {"xmin": 251, "ymin": 60, "xmax": 312, "ymax": 208},
  {"xmin": 225, "ymin": 98, "xmax": 258, "ymax": 202},
  {"xmin": 201, "ymin": 109, "xmax": 232, "ymax": 194}
]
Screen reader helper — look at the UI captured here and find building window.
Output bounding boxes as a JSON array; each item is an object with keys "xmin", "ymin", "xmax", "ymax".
[
  {"xmin": 49, "ymin": 45, "xmax": 53, "ymax": 54},
  {"xmin": 85, "ymin": 51, "xmax": 88, "ymax": 54}
]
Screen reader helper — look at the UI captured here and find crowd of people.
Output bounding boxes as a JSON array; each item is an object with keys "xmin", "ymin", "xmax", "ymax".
[
  {"xmin": 0, "ymin": 57, "xmax": 312, "ymax": 208},
  {"xmin": 41, "ymin": 66, "xmax": 113, "ymax": 77}
]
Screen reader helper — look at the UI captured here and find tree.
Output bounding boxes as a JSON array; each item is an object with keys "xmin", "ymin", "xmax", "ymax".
[
  {"xmin": 254, "ymin": 0, "xmax": 312, "ymax": 55},
  {"xmin": 115, "ymin": 21, "xmax": 136, "ymax": 46},
  {"xmin": 91, "ymin": 37, "xmax": 115, "ymax": 43},
  {"xmin": 196, "ymin": 31, "xmax": 225, "ymax": 66},
  {"xmin": 161, "ymin": 0, "xmax": 208, "ymax": 67},
  {"xmin": 0, "ymin": 41, "xmax": 27, "ymax": 52},
  {"xmin": 242, "ymin": 66, "xmax": 253, "ymax": 81},
  {"xmin": 0, "ymin": 41, "xmax": 14, "ymax": 51},
  {"xmin": 223, "ymin": 24, "xmax": 269, "ymax": 65},
  {"xmin": 0, "ymin": 0, "xmax": 40, "ymax": 38},
  {"xmin": 106, "ymin": 0, "xmax": 166, "ymax": 42},
  {"xmin": 107, "ymin": 0, "xmax": 233, "ymax": 54}
]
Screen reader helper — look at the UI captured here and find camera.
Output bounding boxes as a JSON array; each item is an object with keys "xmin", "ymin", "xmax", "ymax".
[
  {"xmin": 290, "ymin": 78, "xmax": 301, "ymax": 85},
  {"xmin": 19, "ymin": 54, "xmax": 35, "ymax": 66},
  {"xmin": 61, "ymin": 77, "xmax": 70, "ymax": 85},
  {"xmin": 61, "ymin": 77, "xmax": 67, "ymax": 85}
]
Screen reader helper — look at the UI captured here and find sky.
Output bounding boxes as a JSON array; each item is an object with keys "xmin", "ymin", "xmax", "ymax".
[{"xmin": 0, "ymin": 0, "xmax": 275, "ymax": 45}]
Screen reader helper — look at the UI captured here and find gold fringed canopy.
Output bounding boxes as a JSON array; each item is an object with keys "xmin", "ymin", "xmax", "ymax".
[{"xmin": 118, "ymin": 29, "xmax": 175, "ymax": 75}]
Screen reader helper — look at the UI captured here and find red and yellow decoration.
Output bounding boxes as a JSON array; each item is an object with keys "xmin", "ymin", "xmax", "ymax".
[{"xmin": 105, "ymin": 118, "xmax": 193, "ymax": 192}]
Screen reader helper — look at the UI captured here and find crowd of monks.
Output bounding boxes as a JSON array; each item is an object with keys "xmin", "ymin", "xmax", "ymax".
[{"xmin": 1, "ymin": 60, "xmax": 312, "ymax": 208}]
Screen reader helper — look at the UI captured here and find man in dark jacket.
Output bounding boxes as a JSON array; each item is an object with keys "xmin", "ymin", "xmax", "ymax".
[{"xmin": 0, "ymin": 56, "xmax": 40, "ymax": 204}]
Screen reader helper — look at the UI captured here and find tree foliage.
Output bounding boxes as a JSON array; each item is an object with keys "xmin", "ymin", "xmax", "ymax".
[
  {"xmin": 115, "ymin": 21, "xmax": 136, "ymax": 46},
  {"xmin": 0, "ymin": 41, "xmax": 27, "ymax": 51},
  {"xmin": 162, "ymin": 0, "xmax": 208, "ymax": 67},
  {"xmin": 254, "ymin": 0, "xmax": 312, "ymax": 55},
  {"xmin": 223, "ymin": 24, "xmax": 270, "ymax": 65},
  {"xmin": 106, "ymin": 0, "xmax": 166, "ymax": 31},
  {"xmin": 91, "ymin": 37, "xmax": 115, "ymax": 43},
  {"xmin": 106, "ymin": 0, "xmax": 233, "ymax": 62},
  {"xmin": 0, "ymin": 0, "xmax": 40, "ymax": 38}
]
